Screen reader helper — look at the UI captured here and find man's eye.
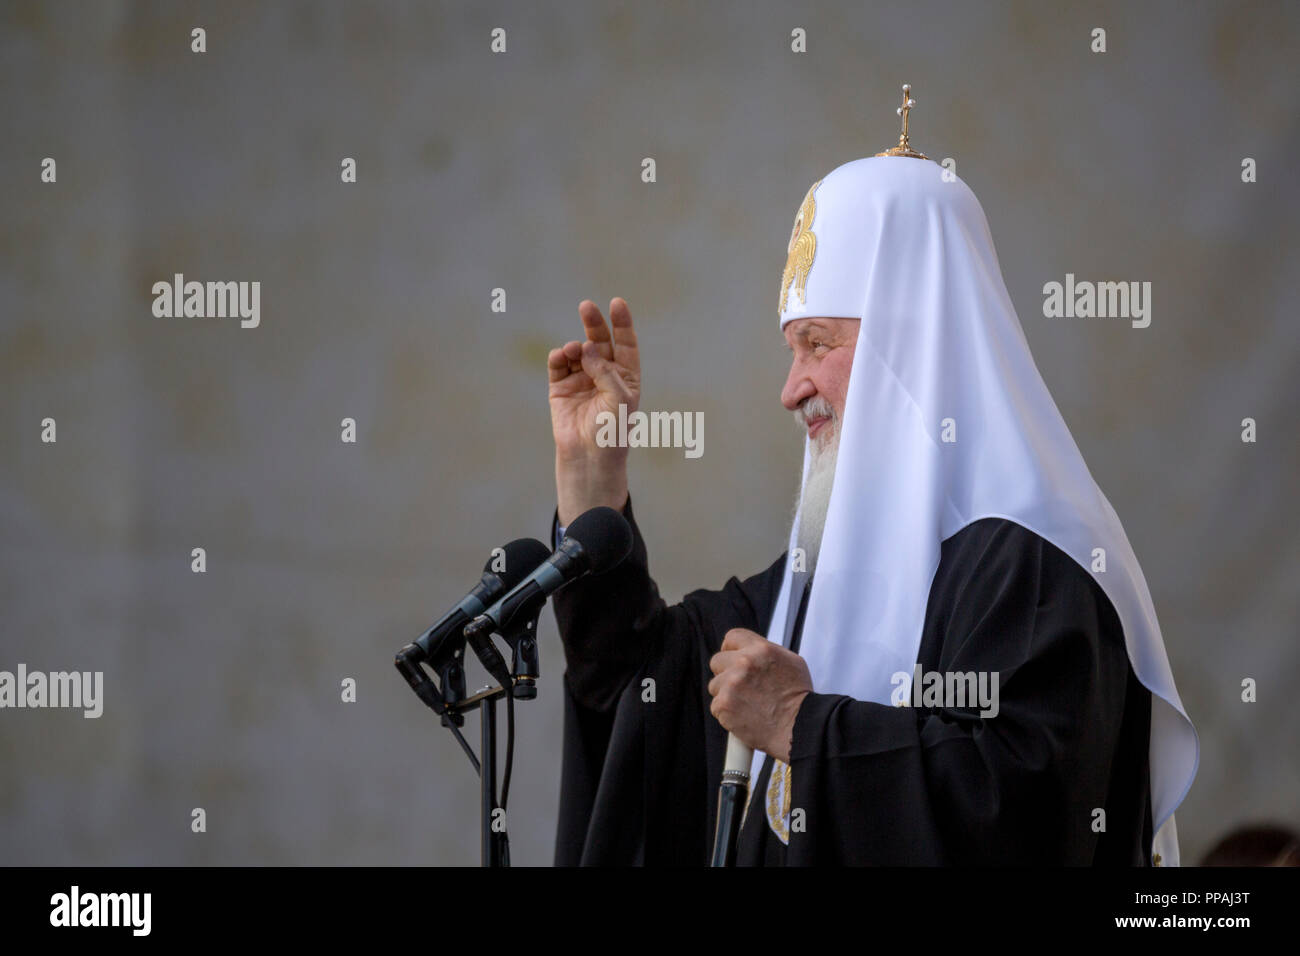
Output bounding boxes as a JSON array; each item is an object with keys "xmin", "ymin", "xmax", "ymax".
[{"xmin": 811, "ymin": 340, "xmax": 827, "ymax": 350}]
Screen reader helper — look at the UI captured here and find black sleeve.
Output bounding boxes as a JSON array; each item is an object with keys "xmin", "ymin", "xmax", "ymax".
[
  {"xmin": 551, "ymin": 494, "xmax": 786, "ymax": 865},
  {"xmin": 785, "ymin": 519, "xmax": 1147, "ymax": 865},
  {"xmin": 550, "ymin": 495, "xmax": 659, "ymax": 714},
  {"xmin": 551, "ymin": 494, "xmax": 783, "ymax": 713}
]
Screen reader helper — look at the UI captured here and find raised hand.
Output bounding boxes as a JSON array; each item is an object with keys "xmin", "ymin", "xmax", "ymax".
[{"xmin": 548, "ymin": 298, "xmax": 641, "ymax": 524}]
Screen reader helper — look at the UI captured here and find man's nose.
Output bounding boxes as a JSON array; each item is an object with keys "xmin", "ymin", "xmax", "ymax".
[{"xmin": 781, "ymin": 361, "xmax": 816, "ymax": 411}]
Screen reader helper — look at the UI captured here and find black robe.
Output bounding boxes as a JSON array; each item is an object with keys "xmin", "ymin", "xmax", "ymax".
[{"xmin": 551, "ymin": 496, "xmax": 1153, "ymax": 865}]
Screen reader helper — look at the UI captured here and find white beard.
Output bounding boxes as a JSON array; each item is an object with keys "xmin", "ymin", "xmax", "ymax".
[{"xmin": 794, "ymin": 427, "xmax": 839, "ymax": 576}]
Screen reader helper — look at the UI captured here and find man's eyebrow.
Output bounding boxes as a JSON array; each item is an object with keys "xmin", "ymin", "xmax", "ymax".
[
  {"xmin": 793, "ymin": 322, "xmax": 832, "ymax": 341},
  {"xmin": 785, "ymin": 321, "xmax": 836, "ymax": 349}
]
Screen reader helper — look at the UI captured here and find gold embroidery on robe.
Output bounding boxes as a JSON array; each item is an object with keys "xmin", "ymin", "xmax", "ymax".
[
  {"xmin": 778, "ymin": 178, "xmax": 823, "ymax": 315},
  {"xmin": 765, "ymin": 758, "xmax": 793, "ymax": 845}
]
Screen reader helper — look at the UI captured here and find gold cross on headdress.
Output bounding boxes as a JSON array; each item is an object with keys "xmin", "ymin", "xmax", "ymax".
[{"xmin": 875, "ymin": 83, "xmax": 929, "ymax": 160}]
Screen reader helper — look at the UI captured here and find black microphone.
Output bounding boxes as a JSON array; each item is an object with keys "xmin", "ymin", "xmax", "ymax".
[
  {"xmin": 409, "ymin": 538, "xmax": 551, "ymax": 663},
  {"xmin": 463, "ymin": 506, "xmax": 633, "ymax": 687},
  {"xmin": 395, "ymin": 538, "xmax": 550, "ymax": 711}
]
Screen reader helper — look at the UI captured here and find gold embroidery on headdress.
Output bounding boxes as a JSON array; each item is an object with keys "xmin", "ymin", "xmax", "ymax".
[{"xmin": 778, "ymin": 178, "xmax": 823, "ymax": 315}]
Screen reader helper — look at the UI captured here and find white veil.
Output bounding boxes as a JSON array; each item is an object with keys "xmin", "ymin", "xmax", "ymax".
[{"xmin": 755, "ymin": 156, "xmax": 1198, "ymax": 864}]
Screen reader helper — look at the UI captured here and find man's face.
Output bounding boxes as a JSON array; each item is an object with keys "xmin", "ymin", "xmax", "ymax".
[{"xmin": 781, "ymin": 317, "xmax": 860, "ymax": 448}]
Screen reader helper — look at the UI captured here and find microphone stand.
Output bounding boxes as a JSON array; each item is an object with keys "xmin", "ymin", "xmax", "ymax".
[
  {"xmin": 396, "ymin": 602, "xmax": 546, "ymax": 867},
  {"xmin": 448, "ymin": 681, "xmax": 510, "ymax": 866}
]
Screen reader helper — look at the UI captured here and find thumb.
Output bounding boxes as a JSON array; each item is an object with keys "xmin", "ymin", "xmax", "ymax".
[{"xmin": 581, "ymin": 340, "xmax": 631, "ymax": 404}]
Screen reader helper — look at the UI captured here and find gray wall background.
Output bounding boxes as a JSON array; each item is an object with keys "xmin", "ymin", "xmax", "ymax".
[{"xmin": 1, "ymin": 0, "xmax": 1296, "ymax": 865}]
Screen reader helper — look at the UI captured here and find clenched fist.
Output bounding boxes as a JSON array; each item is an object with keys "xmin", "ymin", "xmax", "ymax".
[{"xmin": 707, "ymin": 628, "xmax": 814, "ymax": 763}]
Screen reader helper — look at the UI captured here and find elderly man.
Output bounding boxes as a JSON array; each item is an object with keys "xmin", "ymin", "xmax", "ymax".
[{"xmin": 545, "ymin": 134, "xmax": 1197, "ymax": 866}]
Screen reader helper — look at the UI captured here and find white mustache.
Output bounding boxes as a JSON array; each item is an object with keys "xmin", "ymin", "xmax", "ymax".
[{"xmin": 794, "ymin": 396, "xmax": 836, "ymax": 430}]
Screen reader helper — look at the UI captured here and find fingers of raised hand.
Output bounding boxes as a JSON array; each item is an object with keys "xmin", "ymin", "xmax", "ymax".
[
  {"xmin": 547, "ymin": 347, "xmax": 570, "ymax": 383},
  {"xmin": 578, "ymin": 300, "xmax": 615, "ymax": 360},
  {"xmin": 608, "ymin": 297, "xmax": 640, "ymax": 372},
  {"xmin": 548, "ymin": 341, "xmax": 589, "ymax": 383},
  {"xmin": 580, "ymin": 341, "xmax": 631, "ymax": 401}
]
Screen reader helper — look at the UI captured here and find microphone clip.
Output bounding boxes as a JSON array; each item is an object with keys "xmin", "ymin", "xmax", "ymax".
[{"xmin": 464, "ymin": 596, "xmax": 545, "ymax": 700}]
